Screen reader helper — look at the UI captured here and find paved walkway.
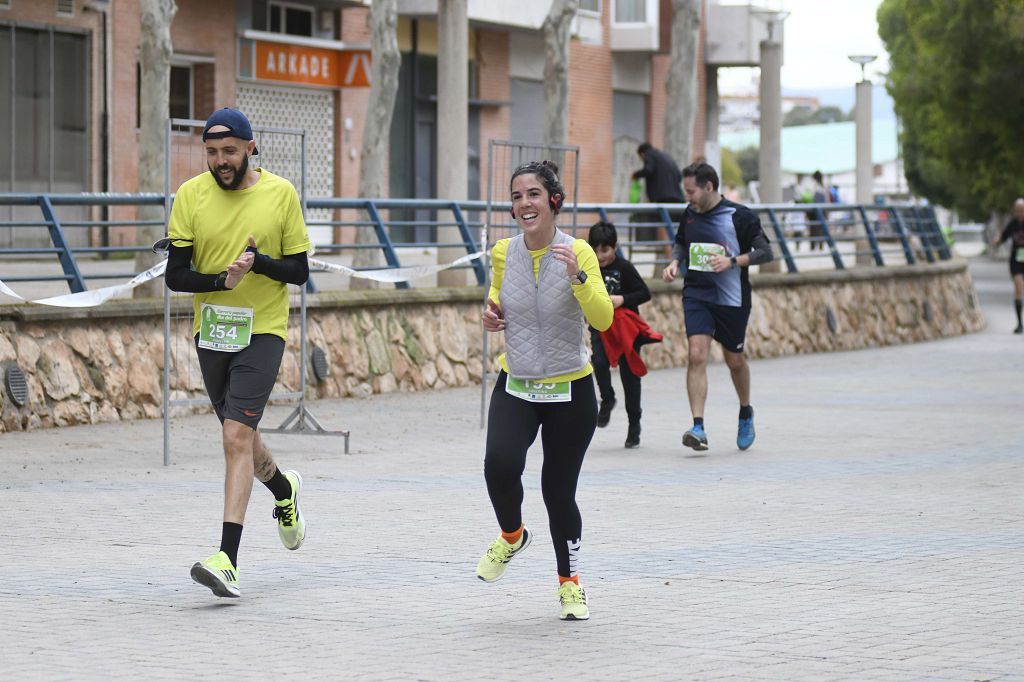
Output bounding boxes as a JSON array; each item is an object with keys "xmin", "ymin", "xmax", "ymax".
[{"xmin": 2, "ymin": 258, "xmax": 1022, "ymax": 681}]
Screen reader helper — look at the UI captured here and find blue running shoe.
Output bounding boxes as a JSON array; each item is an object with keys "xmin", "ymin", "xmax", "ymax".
[
  {"xmin": 682, "ymin": 424, "xmax": 708, "ymax": 451},
  {"xmin": 737, "ymin": 414, "xmax": 755, "ymax": 450}
]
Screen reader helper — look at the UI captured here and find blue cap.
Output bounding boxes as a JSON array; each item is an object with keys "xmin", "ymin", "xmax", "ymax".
[{"xmin": 202, "ymin": 108, "xmax": 259, "ymax": 155}]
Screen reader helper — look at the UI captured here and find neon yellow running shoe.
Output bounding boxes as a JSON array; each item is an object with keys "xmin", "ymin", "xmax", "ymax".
[
  {"xmin": 274, "ymin": 470, "xmax": 306, "ymax": 550},
  {"xmin": 557, "ymin": 581, "xmax": 590, "ymax": 621},
  {"xmin": 476, "ymin": 527, "xmax": 532, "ymax": 582},
  {"xmin": 190, "ymin": 551, "xmax": 240, "ymax": 598}
]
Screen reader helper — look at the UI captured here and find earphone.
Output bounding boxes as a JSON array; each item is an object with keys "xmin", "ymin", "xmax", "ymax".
[{"xmin": 509, "ymin": 193, "xmax": 563, "ymax": 219}]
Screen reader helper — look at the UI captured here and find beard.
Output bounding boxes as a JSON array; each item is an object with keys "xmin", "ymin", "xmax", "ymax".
[{"xmin": 209, "ymin": 153, "xmax": 249, "ymax": 190}]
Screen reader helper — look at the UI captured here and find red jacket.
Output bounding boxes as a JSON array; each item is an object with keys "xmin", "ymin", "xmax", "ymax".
[{"xmin": 599, "ymin": 308, "xmax": 663, "ymax": 377}]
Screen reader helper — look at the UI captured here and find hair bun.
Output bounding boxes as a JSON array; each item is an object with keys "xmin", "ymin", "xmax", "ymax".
[{"xmin": 540, "ymin": 160, "xmax": 560, "ymax": 177}]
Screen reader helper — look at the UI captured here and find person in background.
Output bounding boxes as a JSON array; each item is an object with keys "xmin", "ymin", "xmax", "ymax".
[
  {"xmin": 632, "ymin": 143, "xmax": 684, "ymax": 260},
  {"xmin": 662, "ymin": 162, "xmax": 773, "ymax": 453},
  {"xmin": 587, "ymin": 221, "xmax": 662, "ymax": 448},
  {"xmin": 991, "ymin": 197, "xmax": 1024, "ymax": 333}
]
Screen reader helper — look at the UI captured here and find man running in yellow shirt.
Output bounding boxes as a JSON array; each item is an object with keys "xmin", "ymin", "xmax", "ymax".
[{"xmin": 164, "ymin": 108, "xmax": 312, "ymax": 598}]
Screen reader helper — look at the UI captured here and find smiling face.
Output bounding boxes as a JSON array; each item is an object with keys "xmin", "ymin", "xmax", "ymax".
[
  {"xmin": 205, "ymin": 131, "xmax": 256, "ymax": 190},
  {"xmin": 511, "ymin": 172, "xmax": 556, "ymax": 247}
]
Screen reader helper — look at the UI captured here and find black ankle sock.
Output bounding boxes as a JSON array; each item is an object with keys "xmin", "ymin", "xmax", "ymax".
[
  {"xmin": 1015, "ymin": 299, "xmax": 1022, "ymax": 324},
  {"xmin": 739, "ymin": 405, "xmax": 753, "ymax": 420},
  {"xmin": 220, "ymin": 522, "xmax": 243, "ymax": 568},
  {"xmin": 693, "ymin": 417, "xmax": 704, "ymax": 427},
  {"xmin": 264, "ymin": 467, "xmax": 292, "ymax": 501}
]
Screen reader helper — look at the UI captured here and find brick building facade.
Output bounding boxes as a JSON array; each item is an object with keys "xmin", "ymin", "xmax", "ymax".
[{"xmin": 1, "ymin": 0, "xmax": 722, "ymax": 247}]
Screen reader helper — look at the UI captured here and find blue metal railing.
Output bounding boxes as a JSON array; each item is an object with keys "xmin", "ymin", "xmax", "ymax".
[{"xmin": 0, "ymin": 193, "xmax": 954, "ymax": 295}]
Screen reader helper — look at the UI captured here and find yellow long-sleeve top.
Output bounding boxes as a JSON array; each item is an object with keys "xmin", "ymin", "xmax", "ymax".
[{"xmin": 488, "ymin": 236, "xmax": 613, "ymax": 383}]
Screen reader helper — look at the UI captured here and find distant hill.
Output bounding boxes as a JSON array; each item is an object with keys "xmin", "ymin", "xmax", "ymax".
[{"xmin": 783, "ymin": 84, "xmax": 895, "ymax": 121}]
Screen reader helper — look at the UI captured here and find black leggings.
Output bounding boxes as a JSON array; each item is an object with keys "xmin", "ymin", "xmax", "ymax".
[
  {"xmin": 590, "ymin": 329, "xmax": 642, "ymax": 423},
  {"xmin": 484, "ymin": 371, "xmax": 597, "ymax": 578}
]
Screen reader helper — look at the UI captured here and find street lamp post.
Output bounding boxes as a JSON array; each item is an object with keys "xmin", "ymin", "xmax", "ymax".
[
  {"xmin": 849, "ymin": 54, "xmax": 876, "ymax": 265},
  {"xmin": 849, "ymin": 55, "xmax": 876, "ymax": 206}
]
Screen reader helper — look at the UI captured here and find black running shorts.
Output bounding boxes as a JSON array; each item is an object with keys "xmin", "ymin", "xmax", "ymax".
[
  {"xmin": 195, "ymin": 333, "xmax": 285, "ymax": 428},
  {"xmin": 683, "ymin": 297, "xmax": 751, "ymax": 354}
]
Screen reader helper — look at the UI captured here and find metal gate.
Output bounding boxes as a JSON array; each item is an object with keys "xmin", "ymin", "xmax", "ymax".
[
  {"xmin": 479, "ymin": 140, "xmax": 581, "ymax": 427},
  {"xmin": 160, "ymin": 118, "xmax": 348, "ymax": 465}
]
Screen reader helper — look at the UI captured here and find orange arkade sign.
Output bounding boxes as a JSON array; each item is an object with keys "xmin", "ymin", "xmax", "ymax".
[{"xmin": 253, "ymin": 40, "xmax": 371, "ymax": 88}]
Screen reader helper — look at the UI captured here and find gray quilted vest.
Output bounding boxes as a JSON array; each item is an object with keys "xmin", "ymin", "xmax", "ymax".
[{"xmin": 500, "ymin": 229, "xmax": 588, "ymax": 379}]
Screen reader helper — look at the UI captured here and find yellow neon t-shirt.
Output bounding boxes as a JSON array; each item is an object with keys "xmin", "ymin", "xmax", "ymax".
[{"xmin": 167, "ymin": 169, "xmax": 311, "ymax": 341}]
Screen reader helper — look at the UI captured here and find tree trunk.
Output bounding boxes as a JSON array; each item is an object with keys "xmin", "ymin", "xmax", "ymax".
[
  {"xmin": 352, "ymin": 0, "xmax": 401, "ymax": 290},
  {"xmin": 665, "ymin": 0, "xmax": 700, "ymax": 168},
  {"xmin": 542, "ymin": 0, "xmax": 577, "ymax": 148},
  {"xmin": 134, "ymin": 0, "xmax": 177, "ymax": 298}
]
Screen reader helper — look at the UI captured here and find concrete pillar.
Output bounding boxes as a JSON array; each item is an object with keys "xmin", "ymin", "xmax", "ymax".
[
  {"xmin": 758, "ymin": 39, "xmax": 783, "ymax": 272},
  {"xmin": 758, "ymin": 40, "xmax": 782, "ymax": 204},
  {"xmin": 704, "ymin": 65, "xmax": 721, "ymax": 173},
  {"xmin": 436, "ymin": 0, "xmax": 468, "ymax": 286},
  {"xmin": 855, "ymin": 80, "xmax": 873, "ymax": 204},
  {"xmin": 854, "ymin": 79, "xmax": 873, "ymax": 264}
]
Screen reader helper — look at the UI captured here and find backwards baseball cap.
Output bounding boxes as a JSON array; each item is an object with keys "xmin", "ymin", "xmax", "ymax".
[{"xmin": 202, "ymin": 108, "xmax": 259, "ymax": 155}]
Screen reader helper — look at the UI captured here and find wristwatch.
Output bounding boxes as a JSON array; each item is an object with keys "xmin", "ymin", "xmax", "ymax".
[
  {"xmin": 729, "ymin": 256, "xmax": 738, "ymax": 269},
  {"xmin": 214, "ymin": 271, "xmax": 229, "ymax": 290},
  {"xmin": 571, "ymin": 270, "xmax": 588, "ymax": 285}
]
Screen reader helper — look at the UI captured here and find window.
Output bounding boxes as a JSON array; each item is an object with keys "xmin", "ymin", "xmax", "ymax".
[
  {"xmin": 136, "ymin": 64, "xmax": 195, "ymax": 126},
  {"xmin": 268, "ymin": 1, "xmax": 313, "ymax": 37},
  {"xmin": 169, "ymin": 65, "xmax": 192, "ymax": 120},
  {"xmin": 56, "ymin": 0, "xmax": 74, "ymax": 16},
  {"xmin": 0, "ymin": 25, "xmax": 89, "ymax": 224},
  {"xmin": 0, "ymin": 0, "xmax": 11, "ymax": 11},
  {"xmin": 580, "ymin": 0, "xmax": 600, "ymax": 13},
  {"xmin": 613, "ymin": 91, "xmax": 646, "ymax": 141},
  {"xmin": 509, "ymin": 78, "xmax": 545, "ymax": 146},
  {"xmin": 615, "ymin": 0, "xmax": 645, "ymax": 22}
]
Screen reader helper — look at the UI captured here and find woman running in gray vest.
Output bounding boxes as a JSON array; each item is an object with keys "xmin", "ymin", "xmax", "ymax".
[{"xmin": 477, "ymin": 160, "xmax": 613, "ymax": 620}]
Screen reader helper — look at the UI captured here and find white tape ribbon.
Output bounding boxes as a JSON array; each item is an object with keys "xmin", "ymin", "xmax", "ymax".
[
  {"xmin": 0, "ymin": 250, "xmax": 483, "ymax": 307},
  {"xmin": 0, "ymin": 260, "xmax": 168, "ymax": 308},
  {"xmin": 309, "ymin": 251, "xmax": 484, "ymax": 283}
]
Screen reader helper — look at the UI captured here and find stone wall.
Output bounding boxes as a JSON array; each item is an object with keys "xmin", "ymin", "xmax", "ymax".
[{"xmin": 0, "ymin": 261, "xmax": 984, "ymax": 433}]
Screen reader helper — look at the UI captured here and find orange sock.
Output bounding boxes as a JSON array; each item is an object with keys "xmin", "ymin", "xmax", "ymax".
[
  {"xmin": 501, "ymin": 524, "xmax": 523, "ymax": 545},
  {"xmin": 559, "ymin": 575, "xmax": 579, "ymax": 585}
]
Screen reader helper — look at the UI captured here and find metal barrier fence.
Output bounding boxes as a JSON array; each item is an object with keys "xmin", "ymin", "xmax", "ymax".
[{"xmin": 0, "ymin": 194, "xmax": 955, "ymax": 298}]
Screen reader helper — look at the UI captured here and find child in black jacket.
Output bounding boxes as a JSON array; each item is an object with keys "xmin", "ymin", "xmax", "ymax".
[{"xmin": 588, "ymin": 221, "xmax": 661, "ymax": 448}]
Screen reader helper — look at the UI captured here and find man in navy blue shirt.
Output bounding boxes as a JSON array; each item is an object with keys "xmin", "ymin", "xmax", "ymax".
[{"xmin": 662, "ymin": 162, "xmax": 773, "ymax": 452}]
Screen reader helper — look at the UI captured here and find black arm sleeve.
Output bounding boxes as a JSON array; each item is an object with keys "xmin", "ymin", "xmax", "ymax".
[
  {"xmin": 746, "ymin": 231, "xmax": 774, "ymax": 266},
  {"xmin": 736, "ymin": 210, "xmax": 774, "ymax": 266},
  {"xmin": 250, "ymin": 250, "xmax": 310, "ymax": 286},
  {"xmin": 164, "ymin": 244, "xmax": 223, "ymax": 293},
  {"xmin": 619, "ymin": 260, "xmax": 652, "ymax": 309}
]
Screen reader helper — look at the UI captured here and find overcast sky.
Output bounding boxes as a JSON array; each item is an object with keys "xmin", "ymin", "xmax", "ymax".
[{"xmin": 716, "ymin": 0, "xmax": 891, "ymax": 94}]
